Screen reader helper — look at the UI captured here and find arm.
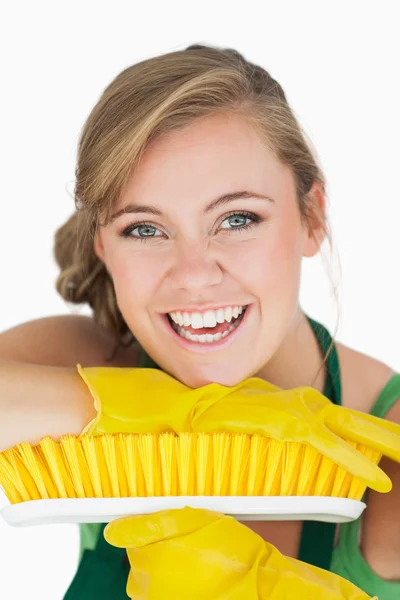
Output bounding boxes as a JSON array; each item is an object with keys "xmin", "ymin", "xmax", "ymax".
[
  {"xmin": 0, "ymin": 357, "xmax": 95, "ymax": 451},
  {"xmin": 0, "ymin": 315, "xmax": 113, "ymax": 451},
  {"xmin": 362, "ymin": 398, "xmax": 400, "ymax": 581}
]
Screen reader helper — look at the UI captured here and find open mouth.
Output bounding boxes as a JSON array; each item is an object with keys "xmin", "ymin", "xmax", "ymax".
[{"xmin": 166, "ymin": 305, "xmax": 248, "ymax": 344}]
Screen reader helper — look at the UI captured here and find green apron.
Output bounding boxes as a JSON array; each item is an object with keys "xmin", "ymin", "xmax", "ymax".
[{"xmin": 63, "ymin": 315, "xmax": 340, "ymax": 598}]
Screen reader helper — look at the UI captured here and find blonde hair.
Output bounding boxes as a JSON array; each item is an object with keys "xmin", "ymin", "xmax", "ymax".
[{"xmin": 54, "ymin": 43, "xmax": 333, "ymax": 363}]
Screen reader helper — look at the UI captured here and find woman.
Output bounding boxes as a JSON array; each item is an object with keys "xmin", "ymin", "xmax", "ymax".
[{"xmin": 0, "ymin": 44, "xmax": 399, "ymax": 598}]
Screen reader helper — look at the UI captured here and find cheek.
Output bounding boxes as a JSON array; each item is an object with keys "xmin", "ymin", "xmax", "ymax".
[
  {"xmin": 107, "ymin": 250, "xmax": 163, "ymax": 312},
  {"xmin": 229, "ymin": 224, "xmax": 304, "ymax": 295}
]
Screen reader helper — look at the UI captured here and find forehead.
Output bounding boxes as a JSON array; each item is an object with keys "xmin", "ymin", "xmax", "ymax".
[{"xmin": 118, "ymin": 112, "xmax": 295, "ymax": 210}]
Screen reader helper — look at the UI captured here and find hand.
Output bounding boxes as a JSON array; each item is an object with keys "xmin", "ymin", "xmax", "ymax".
[
  {"xmin": 104, "ymin": 507, "xmax": 374, "ymax": 599},
  {"xmin": 78, "ymin": 365, "xmax": 400, "ymax": 492}
]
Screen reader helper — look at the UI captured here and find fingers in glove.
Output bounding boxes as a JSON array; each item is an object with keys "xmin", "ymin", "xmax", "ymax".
[
  {"xmin": 309, "ymin": 427, "xmax": 392, "ymax": 493},
  {"xmin": 104, "ymin": 506, "xmax": 221, "ymax": 548},
  {"xmin": 326, "ymin": 406, "xmax": 400, "ymax": 463}
]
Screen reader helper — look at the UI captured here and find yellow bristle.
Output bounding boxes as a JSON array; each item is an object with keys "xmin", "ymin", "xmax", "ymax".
[
  {"xmin": 158, "ymin": 433, "xmax": 177, "ymax": 496},
  {"xmin": 176, "ymin": 433, "xmax": 195, "ymax": 496},
  {"xmin": 0, "ymin": 457, "xmax": 23, "ymax": 503},
  {"xmin": 39, "ymin": 437, "xmax": 76, "ymax": 498},
  {"xmin": 348, "ymin": 478, "xmax": 367, "ymax": 501},
  {"xmin": 330, "ymin": 466, "xmax": 352, "ymax": 498},
  {"xmin": 117, "ymin": 434, "xmax": 145, "ymax": 497},
  {"xmin": 100, "ymin": 435, "xmax": 128, "ymax": 498},
  {"xmin": 212, "ymin": 433, "xmax": 232, "ymax": 495},
  {"xmin": 14, "ymin": 443, "xmax": 58, "ymax": 499},
  {"xmin": 93, "ymin": 436, "xmax": 113, "ymax": 496},
  {"xmin": 263, "ymin": 440, "xmax": 284, "ymax": 495},
  {"xmin": 0, "ymin": 432, "xmax": 384, "ymax": 506},
  {"xmin": 60, "ymin": 436, "xmax": 94, "ymax": 498},
  {"xmin": 195, "ymin": 433, "xmax": 213, "ymax": 495},
  {"xmin": 246, "ymin": 435, "xmax": 269, "ymax": 495},
  {"xmin": 3, "ymin": 447, "xmax": 41, "ymax": 501},
  {"xmin": 229, "ymin": 434, "xmax": 250, "ymax": 496},
  {"xmin": 281, "ymin": 442, "xmax": 303, "ymax": 495},
  {"xmin": 113, "ymin": 437, "xmax": 129, "ymax": 496},
  {"xmin": 137, "ymin": 434, "xmax": 161, "ymax": 496},
  {"xmin": 296, "ymin": 446, "xmax": 322, "ymax": 495},
  {"xmin": 80, "ymin": 436, "xmax": 106, "ymax": 497},
  {"xmin": 314, "ymin": 456, "xmax": 338, "ymax": 496}
]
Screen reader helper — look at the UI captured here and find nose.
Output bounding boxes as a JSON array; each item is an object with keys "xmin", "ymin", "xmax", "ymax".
[{"xmin": 168, "ymin": 239, "xmax": 223, "ymax": 293}]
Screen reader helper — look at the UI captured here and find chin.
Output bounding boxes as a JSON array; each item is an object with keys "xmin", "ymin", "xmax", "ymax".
[{"xmin": 172, "ymin": 362, "xmax": 253, "ymax": 389}]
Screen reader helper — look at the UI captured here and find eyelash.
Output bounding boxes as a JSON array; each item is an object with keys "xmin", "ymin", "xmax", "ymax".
[{"xmin": 119, "ymin": 211, "xmax": 262, "ymax": 242}]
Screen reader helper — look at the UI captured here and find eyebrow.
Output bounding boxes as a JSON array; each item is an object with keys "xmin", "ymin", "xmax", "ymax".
[{"xmin": 109, "ymin": 190, "xmax": 274, "ymax": 223}]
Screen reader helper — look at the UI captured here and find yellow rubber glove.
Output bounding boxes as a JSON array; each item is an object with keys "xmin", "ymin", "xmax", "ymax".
[
  {"xmin": 77, "ymin": 364, "xmax": 400, "ymax": 493},
  {"xmin": 104, "ymin": 506, "xmax": 375, "ymax": 599}
]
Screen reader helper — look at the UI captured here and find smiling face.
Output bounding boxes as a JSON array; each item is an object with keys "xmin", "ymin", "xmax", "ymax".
[{"xmin": 94, "ymin": 112, "xmax": 322, "ymax": 387}]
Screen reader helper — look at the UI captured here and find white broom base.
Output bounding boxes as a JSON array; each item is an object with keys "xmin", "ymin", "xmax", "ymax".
[{"xmin": 0, "ymin": 496, "xmax": 366, "ymax": 527}]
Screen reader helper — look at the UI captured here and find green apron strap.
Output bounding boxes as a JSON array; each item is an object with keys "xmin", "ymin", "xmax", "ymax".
[
  {"xmin": 298, "ymin": 316, "xmax": 342, "ymax": 570},
  {"xmin": 306, "ymin": 316, "xmax": 342, "ymax": 405},
  {"xmin": 63, "ymin": 524, "xmax": 129, "ymax": 599}
]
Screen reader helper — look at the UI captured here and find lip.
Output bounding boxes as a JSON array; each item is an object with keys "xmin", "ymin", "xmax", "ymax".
[
  {"xmin": 159, "ymin": 304, "xmax": 252, "ymax": 354},
  {"xmin": 160, "ymin": 303, "xmax": 250, "ymax": 314}
]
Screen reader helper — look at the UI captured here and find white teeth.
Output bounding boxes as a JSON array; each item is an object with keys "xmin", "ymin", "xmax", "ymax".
[
  {"xmin": 216, "ymin": 308, "xmax": 225, "ymax": 323},
  {"xmin": 190, "ymin": 312, "xmax": 203, "ymax": 330},
  {"xmin": 224, "ymin": 307, "xmax": 233, "ymax": 322},
  {"xmin": 171, "ymin": 311, "xmax": 184, "ymax": 326},
  {"xmin": 169, "ymin": 305, "xmax": 246, "ymax": 328},
  {"xmin": 203, "ymin": 310, "xmax": 217, "ymax": 328},
  {"xmin": 171, "ymin": 316, "xmax": 242, "ymax": 343}
]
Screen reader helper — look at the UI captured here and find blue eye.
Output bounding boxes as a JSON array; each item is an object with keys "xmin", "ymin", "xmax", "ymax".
[
  {"xmin": 221, "ymin": 214, "xmax": 250, "ymax": 229},
  {"xmin": 220, "ymin": 211, "xmax": 260, "ymax": 231},
  {"xmin": 120, "ymin": 211, "xmax": 262, "ymax": 241},
  {"xmin": 121, "ymin": 222, "xmax": 162, "ymax": 239}
]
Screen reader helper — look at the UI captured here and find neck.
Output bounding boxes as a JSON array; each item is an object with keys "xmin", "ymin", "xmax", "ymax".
[{"xmin": 255, "ymin": 309, "xmax": 327, "ymax": 393}]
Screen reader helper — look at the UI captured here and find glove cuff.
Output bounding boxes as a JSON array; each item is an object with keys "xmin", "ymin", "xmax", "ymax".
[
  {"xmin": 76, "ymin": 363, "xmax": 195, "ymax": 437},
  {"xmin": 77, "ymin": 363, "xmax": 103, "ymax": 436}
]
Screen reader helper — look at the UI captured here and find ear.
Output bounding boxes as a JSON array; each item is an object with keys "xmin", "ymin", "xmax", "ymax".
[
  {"xmin": 93, "ymin": 230, "xmax": 105, "ymax": 263},
  {"xmin": 302, "ymin": 181, "xmax": 327, "ymax": 258}
]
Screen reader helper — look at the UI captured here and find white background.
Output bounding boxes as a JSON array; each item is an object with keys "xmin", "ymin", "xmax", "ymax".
[{"xmin": 0, "ymin": 1, "xmax": 399, "ymax": 598}]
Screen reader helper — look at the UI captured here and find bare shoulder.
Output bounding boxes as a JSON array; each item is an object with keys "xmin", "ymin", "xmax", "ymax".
[
  {"xmin": 0, "ymin": 314, "xmax": 140, "ymax": 368},
  {"xmin": 335, "ymin": 341, "xmax": 397, "ymax": 413}
]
